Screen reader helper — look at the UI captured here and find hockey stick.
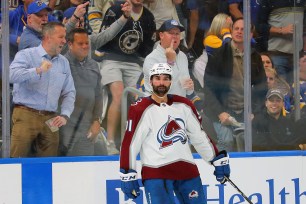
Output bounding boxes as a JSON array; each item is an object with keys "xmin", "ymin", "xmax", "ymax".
[{"xmin": 225, "ymin": 176, "xmax": 254, "ymax": 204}]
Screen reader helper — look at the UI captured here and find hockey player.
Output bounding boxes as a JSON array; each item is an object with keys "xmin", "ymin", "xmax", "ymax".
[{"xmin": 119, "ymin": 63, "xmax": 231, "ymax": 203}]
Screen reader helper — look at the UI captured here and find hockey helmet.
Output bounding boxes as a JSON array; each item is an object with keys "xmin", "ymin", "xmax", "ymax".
[{"xmin": 149, "ymin": 63, "xmax": 173, "ymax": 80}]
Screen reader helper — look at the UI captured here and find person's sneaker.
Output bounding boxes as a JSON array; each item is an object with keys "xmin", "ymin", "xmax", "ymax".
[{"xmin": 106, "ymin": 140, "xmax": 120, "ymax": 155}]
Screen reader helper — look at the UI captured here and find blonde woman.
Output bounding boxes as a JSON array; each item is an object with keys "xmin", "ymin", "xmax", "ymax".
[{"xmin": 204, "ymin": 13, "xmax": 232, "ymax": 55}]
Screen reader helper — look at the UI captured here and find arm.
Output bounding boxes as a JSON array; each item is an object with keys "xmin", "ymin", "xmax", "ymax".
[
  {"xmin": 48, "ymin": 0, "xmax": 57, "ymax": 10},
  {"xmin": 186, "ymin": 0, "xmax": 199, "ymax": 49},
  {"xmin": 255, "ymin": 0, "xmax": 271, "ymax": 39},
  {"xmin": 10, "ymin": 51, "xmax": 41, "ymax": 83},
  {"xmin": 203, "ymin": 54, "xmax": 225, "ymax": 116},
  {"xmin": 88, "ymin": 71, "xmax": 103, "ymax": 137},
  {"xmin": 185, "ymin": 101, "xmax": 218, "ymax": 162},
  {"xmin": 59, "ymin": 59, "xmax": 76, "ymax": 118},
  {"xmin": 173, "ymin": 0, "xmax": 183, "ymax": 4},
  {"xmin": 65, "ymin": 1, "xmax": 89, "ymax": 33},
  {"xmin": 120, "ymin": 104, "xmax": 149, "ymax": 170},
  {"xmin": 228, "ymin": 2, "xmax": 242, "ymax": 20},
  {"xmin": 90, "ymin": 17, "xmax": 127, "ymax": 50},
  {"xmin": 187, "ymin": 9, "xmax": 199, "ymax": 49}
]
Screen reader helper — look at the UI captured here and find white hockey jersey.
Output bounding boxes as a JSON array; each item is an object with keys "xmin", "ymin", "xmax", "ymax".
[{"xmin": 120, "ymin": 95, "xmax": 218, "ymax": 180}]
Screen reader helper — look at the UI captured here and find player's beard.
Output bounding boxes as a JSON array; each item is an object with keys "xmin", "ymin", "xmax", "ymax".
[{"xmin": 152, "ymin": 85, "xmax": 170, "ymax": 97}]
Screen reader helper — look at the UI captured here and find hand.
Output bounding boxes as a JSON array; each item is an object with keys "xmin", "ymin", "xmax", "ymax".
[
  {"xmin": 180, "ymin": 78, "xmax": 194, "ymax": 91},
  {"xmin": 40, "ymin": 60, "xmax": 52, "ymax": 73},
  {"xmin": 281, "ymin": 24, "xmax": 294, "ymax": 35},
  {"xmin": 87, "ymin": 121, "xmax": 100, "ymax": 143},
  {"xmin": 17, "ymin": 36, "xmax": 21, "ymax": 45},
  {"xmin": 165, "ymin": 40, "xmax": 176, "ymax": 63},
  {"xmin": 224, "ymin": 17, "xmax": 233, "ymax": 29},
  {"xmin": 119, "ymin": 168, "xmax": 140, "ymax": 199},
  {"xmin": 218, "ymin": 112, "xmax": 231, "ymax": 125},
  {"xmin": 51, "ymin": 115, "xmax": 67, "ymax": 127},
  {"xmin": 62, "ymin": 17, "xmax": 69, "ymax": 25},
  {"xmin": 121, "ymin": 0, "xmax": 132, "ymax": 18},
  {"xmin": 73, "ymin": 1, "xmax": 89, "ymax": 20},
  {"xmin": 211, "ymin": 150, "xmax": 230, "ymax": 184}
]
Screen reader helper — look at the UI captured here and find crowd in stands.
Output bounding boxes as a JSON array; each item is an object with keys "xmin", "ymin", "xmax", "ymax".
[{"xmin": 1, "ymin": 0, "xmax": 306, "ymax": 157}]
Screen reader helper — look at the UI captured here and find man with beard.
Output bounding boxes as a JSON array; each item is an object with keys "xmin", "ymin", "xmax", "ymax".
[
  {"xmin": 9, "ymin": 22, "xmax": 76, "ymax": 157},
  {"xmin": 119, "ymin": 63, "xmax": 230, "ymax": 202}
]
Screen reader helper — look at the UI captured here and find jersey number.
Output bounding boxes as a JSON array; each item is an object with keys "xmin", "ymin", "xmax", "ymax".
[{"xmin": 126, "ymin": 119, "xmax": 132, "ymax": 132}]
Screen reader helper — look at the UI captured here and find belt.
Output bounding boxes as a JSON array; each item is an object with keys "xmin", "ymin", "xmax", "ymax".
[{"xmin": 15, "ymin": 105, "xmax": 56, "ymax": 116}]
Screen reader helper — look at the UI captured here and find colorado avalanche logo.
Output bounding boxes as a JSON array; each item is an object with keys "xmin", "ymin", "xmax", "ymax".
[
  {"xmin": 188, "ymin": 190, "xmax": 199, "ymax": 199},
  {"xmin": 157, "ymin": 116, "xmax": 187, "ymax": 149}
]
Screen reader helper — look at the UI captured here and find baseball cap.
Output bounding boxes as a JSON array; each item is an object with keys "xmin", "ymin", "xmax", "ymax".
[
  {"xmin": 28, "ymin": 1, "xmax": 52, "ymax": 15},
  {"xmin": 63, "ymin": 7, "xmax": 76, "ymax": 19},
  {"xmin": 159, "ymin": 19, "xmax": 185, "ymax": 32},
  {"xmin": 266, "ymin": 88, "xmax": 284, "ymax": 100}
]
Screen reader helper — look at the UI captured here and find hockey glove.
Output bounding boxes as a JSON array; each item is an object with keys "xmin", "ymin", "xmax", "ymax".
[
  {"xmin": 211, "ymin": 150, "xmax": 230, "ymax": 184},
  {"xmin": 119, "ymin": 168, "xmax": 140, "ymax": 199}
]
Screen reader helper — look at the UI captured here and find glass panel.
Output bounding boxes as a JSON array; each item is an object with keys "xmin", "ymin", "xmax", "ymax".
[
  {"xmin": 253, "ymin": 0, "xmax": 306, "ymax": 151},
  {"xmin": 2, "ymin": 0, "xmax": 306, "ymax": 159}
]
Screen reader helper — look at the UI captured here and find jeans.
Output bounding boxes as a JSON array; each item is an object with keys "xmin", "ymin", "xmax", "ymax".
[
  {"xmin": 213, "ymin": 110, "xmax": 245, "ymax": 152},
  {"xmin": 270, "ymin": 53, "xmax": 293, "ymax": 84}
]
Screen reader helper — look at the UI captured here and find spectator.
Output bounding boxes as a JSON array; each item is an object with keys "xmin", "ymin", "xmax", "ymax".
[
  {"xmin": 290, "ymin": 54, "xmax": 306, "ymax": 118},
  {"xmin": 55, "ymin": 0, "xmax": 83, "ymax": 11},
  {"xmin": 144, "ymin": 0, "xmax": 185, "ymax": 39},
  {"xmin": 186, "ymin": 0, "xmax": 217, "ymax": 57},
  {"xmin": 256, "ymin": 0, "xmax": 306, "ymax": 84},
  {"xmin": 0, "ymin": 0, "xmax": 59, "ymax": 63},
  {"xmin": 119, "ymin": 62, "xmax": 230, "ymax": 202},
  {"xmin": 0, "ymin": 0, "xmax": 34, "ymax": 63},
  {"xmin": 60, "ymin": 1, "xmax": 131, "ymax": 56},
  {"xmin": 18, "ymin": 0, "xmax": 88, "ymax": 50},
  {"xmin": 298, "ymin": 55, "xmax": 306, "ymax": 110},
  {"xmin": 260, "ymin": 52, "xmax": 274, "ymax": 69},
  {"xmin": 192, "ymin": 49, "xmax": 208, "ymax": 89},
  {"xmin": 59, "ymin": 28, "xmax": 103, "ymax": 156},
  {"xmin": 9, "ymin": 22, "xmax": 76, "ymax": 157},
  {"xmin": 203, "ymin": 18, "xmax": 267, "ymax": 152},
  {"xmin": 97, "ymin": 0, "xmax": 156, "ymax": 155},
  {"xmin": 265, "ymin": 67, "xmax": 291, "ymax": 114},
  {"xmin": 227, "ymin": 0, "xmax": 260, "ymax": 25},
  {"xmin": 144, "ymin": 20, "xmax": 194, "ymax": 98},
  {"xmin": 204, "ymin": 13, "xmax": 232, "ymax": 55},
  {"xmin": 252, "ymin": 88, "xmax": 305, "ymax": 151}
]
